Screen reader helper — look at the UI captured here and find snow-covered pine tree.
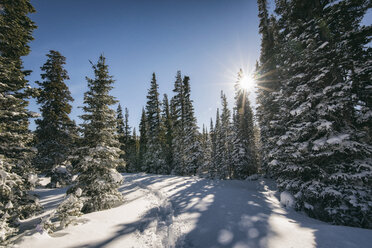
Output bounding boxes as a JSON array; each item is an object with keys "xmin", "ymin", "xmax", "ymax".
[
  {"xmin": 210, "ymin": 109, "xmax": 221, "ymax": 179},
  {"xmin": 138, "ymin": 108, "xmax": 148, "ymax": 172},
  {"xmin": 123, "ymin": 107, "xmax": 138, "ymax": 172},
  {"xmin": 161, "ymin": 94, "xmax": 174, "ymax": 174},
  {"xmin": 143, "ymin": 73, "xmax": 166, "ymax": 174},
  {"xmin": 72, "ymin": 55, "xmax": 124, "ymax": 213},
  {"xmin": 217, "ymin": 91, "xmax": 234, "ymax": 179},
  {"xmin": 198, "ymin": 125, "xmax": 212, "ymax": 177},
  {"xmin": 171, "ymin": 71, "xmax": 186, "ymax": 175},
  {"xmin": 232, "ymin": 71, "xmax": 258, "ymax": 179},
  {"xmin": 130, "ymin": 128, "xmax": 140, "ymax": 172},
  {"xmin": 182, "ymin": 76, "xmax": 202, "ymax": 175},
  {"xmin": 255, "ymin": 0, "xmax": 281, "ymax": 176},
  {"xmin": 0, "ymin": 0, "xmax": 41, "ymax": 241},
  {"xmin": 270, "ymin": 0, "xmax": 372, "ymax": 228},
  {"xmin": 33, "ymin": 50, "xmax": 75, "ymax": 187},
  {"xmin": 171, "ymin": 72, "xmax": 201, "ymax": 175},
  {"xmin": 116, "ymin": 104, "xmax": 126, "ymax": 172}
]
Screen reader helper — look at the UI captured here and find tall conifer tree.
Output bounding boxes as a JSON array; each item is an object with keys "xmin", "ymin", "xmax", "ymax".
[
  {"xmin": 264, "ymin": 0, "xmax": 372, "ymax": 227},
  {"xmin": 0, "ymin": 0, "xmax": 41, "ymax": 241},
  {"xmin": 232, "ymin": 71, "xmax": 258, "ymax": 179},
  {"xmin": 144, "ymin": 73, "xmax": 166, "ymax": 173},
  {"xmin": 73, "ymin": 55, "xmax": 123, "ymax": 213},
  {"xmin": 34, "ymin": 50, "xmax": 75, "ymax": 187}
]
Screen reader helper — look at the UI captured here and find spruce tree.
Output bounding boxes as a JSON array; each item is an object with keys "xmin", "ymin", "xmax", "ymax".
[
  {"xmin": 255, "ymin": 0, "xmax": 281, "ymax": 176},
  {"xmin": 267, "ymin": 0, "xmax": 372, "ymax": 228},
  {"xmin": 144, "ymin": 73, "xmax": 166, "ymax": 174},
  {"xmin": 182, "ymin": 76, "xmax": 202, "ymax": 175},
  {"xmin": 211, "ymin": 109, "xmax": 221, "ymax": 178},
  {"xmin": 161, "ymin": 94, "xmax": 174, "ymax": 174},
  {"xmin": 217, "ymin": 91, "xmax": 234, "ymax": 179},
  {"xmin": 171, "ymin": 72, "xmax": 201, "ymax": 175},
  {"xmin": 33, "ymin": 50, "xmax": 75, "ymax": 187},
  {"xmin": 138, "ymin": 108, "xmax": 148, "ymax": 171},
  {"xmin": 0, "ymin": 0, "xmax": 41, "ymax": 241},
  {"xmin": 72, "ymin": 55, "xmax": 123, "ymax": 213},
  {"xmin": 198, "ymin": 125, "xmax": 212, "ymax": 177},
  {"xmin": 171, "ymin": 71, "xmax": 186, "ymax": 175},
  {"xmin": 123, "ymin": 108, "xmax": 137, "ymax": 172},
  {"xmin": 232, "ymin": 71, "xmax": 258, "ymax": 179},
  {"xmin": 116, "ymin": 104, "xmax": 126, "ymax": 172}
]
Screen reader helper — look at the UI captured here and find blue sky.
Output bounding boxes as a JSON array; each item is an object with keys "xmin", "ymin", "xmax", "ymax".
[
  {"xmin": 24, "ymin": 0, "xmax": 264, "ymax": 131},
  {"xmin": 24, "ymin": 0, "xmax": 371, "ymax": 131}
]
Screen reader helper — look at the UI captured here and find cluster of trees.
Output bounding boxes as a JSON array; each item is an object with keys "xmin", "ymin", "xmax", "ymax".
[
  {"xmin": 0, "ymin": 0, "xmax": 258, "ymax": 241},
  {"xmin": 256, "ymin": 0, "xmax": 371, "ymax": 228},
  {"xmin": 114, "ymin": 70, "xmax": 259, "ymax": 179}
]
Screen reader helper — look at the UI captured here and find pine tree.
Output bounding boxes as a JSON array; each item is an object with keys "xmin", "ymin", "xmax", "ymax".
[
  {"xmin": 211, "ymin": 109, "xmax": 221, "ymax": 178},
  {"xmin": 182, "ymin": 76, "xmax": 202, "ymax": 175},
  {"xmin": 267, "ymin": 0, "xmax": 372, "ymax": 228},
  {"xmin": 255, "ymin": 0, "xmax": 281, "ymax": 176},
  {"xmin": 71, "ymin": 55, "xmax": 124, "ymax": 214},
  {"xmin": 171, "ymin": 71, "xmax": 186, "ymax": 175},
  {"xmin": 171, "ymin": 72, "xmax": 201, "ymax": 175},
  {"xmin": 198, "ymin": 125, "xmax": 212, "ymax": 177},
  {"xmin": 217, "ymin": 91, "xmax": 233, "ymax": 179},
  {"xmin": 123, "ymin": 108, "xmax": 137, "ymax": 172},
  {"xmin": 138, "ymin": 108, "xmax": 147, "ymax": 171},
  {"xmin": 232, "ymin": 71, "xmax": 258, "ymax": 179},
  {"xmin": 0, "ymin": 0, "xmax": 41, "ymax": 241},
  {"xmin": 33, "ymin": 50, "xmax": 75, "ymax": 187},
  {"xmin": 116, "ymin": 104, "xmax": 126, "ymax": 172},
  {"xmin": 161, "ymin": 94, "xmax": 174, "ymax": 174},
  {"xmin": 143, "ymin": 73, "xmax": 166, "ymax": 174}
]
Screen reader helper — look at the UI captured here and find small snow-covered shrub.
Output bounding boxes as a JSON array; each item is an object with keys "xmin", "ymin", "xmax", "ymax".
[
  {"xmin": 49, "ymin": 162, "xmax": 73, "ymax": 188},
  {"xmin": 246, "ymin": 174, "xmax": 260, "ymax": 181},
  {"xmin": 280, "ymin": 191, "xmax": 295, "ymax": 208},
  {"xmin": 57, "ymin": 188, "xmax": 84, "ymax": 228},
  {"xmin": 0, "ymin": 214, "xmax": 17, "ymax": 242}
]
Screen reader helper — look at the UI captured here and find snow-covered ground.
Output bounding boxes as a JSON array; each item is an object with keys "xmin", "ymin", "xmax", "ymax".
[{"xmin": 13, "ymin": 173, "xmax": 372, "ymax": 248}]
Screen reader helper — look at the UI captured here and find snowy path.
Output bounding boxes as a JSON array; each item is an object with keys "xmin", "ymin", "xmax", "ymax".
[{"xmin": 14, "ymin": 173, "xmax": 372, "ymax": 248}]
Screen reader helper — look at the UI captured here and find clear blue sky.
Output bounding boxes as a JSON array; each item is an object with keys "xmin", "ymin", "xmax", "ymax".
[
  {"xmin": 24, "ymin": 0, "xmax": 265, "ymax": 131},
  {"xmin": 24, "ymin": 0, "xmax": 371, "ymax": 132}
]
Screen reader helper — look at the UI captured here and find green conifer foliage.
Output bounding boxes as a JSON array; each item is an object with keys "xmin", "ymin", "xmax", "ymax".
[{"xmin": 73, "ymin": 55, "xmax": 124, "ymax": 213}]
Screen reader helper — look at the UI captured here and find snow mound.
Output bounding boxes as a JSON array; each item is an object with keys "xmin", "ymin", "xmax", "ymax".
[{"xmin": 280, "ymin": 191, "xmax": 296, "ymax": 208}]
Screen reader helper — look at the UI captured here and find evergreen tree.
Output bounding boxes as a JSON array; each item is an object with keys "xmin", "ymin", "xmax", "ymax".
[
  {"xmin": 182, "ymin": 76, "xmax": 202, "ymax": 175},
  {"xmin": 217, "ymin": 91, "xmax": 234, "ymax": 179},
  {"xmin": 266, "ymin": 0, "xmax": 372, "ymax": 228},
  {"xmin": 211, "ymin": 109, "xmax": 221, "ymax": 178},
  {"xmin": 161, "ymin": 94, "xmax": 174, "ymax": 174},
  {"xmin": 123, "ymin": 108, "xmax": 137, "ymax": 172},
  {"xmin": 172, "ymin": 72, "xmax": 201, "ymax": 175},
  {"xmin": 198, "ymin": 125, "xmax": 212, "ymax": 177},
  {"xmin": 71, "ymin": 55, "xmax": 123, "ymax": 213},
  {"xmin": 171, "ymin": 71, "xmax": 186, "ymax": 175},
  {"xmin": 232, "ymin": 71, "xmax": 258, "ymax": 179},
  {"xmin": 116, "ymin": 104, "xmax": 126, "ymax": 172},
  {"xmin": 0, "ymin": 0, "xmax": 41, "ymax": 241},
  {"xmin": 138, "ymin": 108, "xmax": 147, "ymax": 171},
  {"xmin": 143, "ymin": 73, "xmax": 166, "ymax": 174},
  {"xmin": 255, "ymin": 0, "xmax": 281, "ymax": 176},
  {"xmin": 33, "ymin": 50, "xmax": 75, "ymax": 187}
]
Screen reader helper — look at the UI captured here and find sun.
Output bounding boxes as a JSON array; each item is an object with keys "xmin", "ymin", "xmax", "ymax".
[{"xmin": 239, "ymin": 73, "xmax": 255, "ymax": 91}]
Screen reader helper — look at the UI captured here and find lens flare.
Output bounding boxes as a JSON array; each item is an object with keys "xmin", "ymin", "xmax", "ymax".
[{"xmin": 240, "ymin": 73, "xmax": 255, "ymax": 91}]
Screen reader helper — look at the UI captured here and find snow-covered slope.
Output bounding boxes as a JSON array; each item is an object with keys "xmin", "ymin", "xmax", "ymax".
[{"xmin": 14, "ymin": 173, "xmax": 372, "ymax": 248}]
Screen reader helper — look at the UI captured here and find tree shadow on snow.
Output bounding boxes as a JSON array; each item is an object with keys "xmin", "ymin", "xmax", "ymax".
[{"xmin": 67, "ymin": 173, "xmax": 370, "ymax": 248}]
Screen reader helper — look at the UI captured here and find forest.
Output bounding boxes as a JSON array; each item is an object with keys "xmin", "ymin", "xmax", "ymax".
[{"xmin": 0, "ymin": 0, "xmax": 371, "ymax": 247}]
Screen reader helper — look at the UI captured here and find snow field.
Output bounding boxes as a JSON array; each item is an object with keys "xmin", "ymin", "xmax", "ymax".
[{"xmin": 13, "ymin": 173, "xmax": 372, "ymax": 248}]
